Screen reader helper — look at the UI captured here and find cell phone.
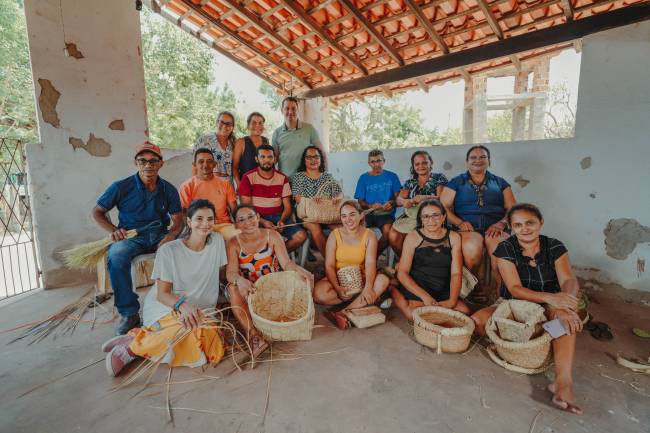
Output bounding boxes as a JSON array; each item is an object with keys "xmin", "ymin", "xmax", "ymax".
[{"xmin": 543, "ymin": 318, "xmax": 568, "ymax": 339}]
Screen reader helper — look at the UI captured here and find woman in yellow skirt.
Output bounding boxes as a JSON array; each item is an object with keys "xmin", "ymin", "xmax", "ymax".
[{"xmin": 103, "ymin": 199, "xmax": 228, "ymax": 376}]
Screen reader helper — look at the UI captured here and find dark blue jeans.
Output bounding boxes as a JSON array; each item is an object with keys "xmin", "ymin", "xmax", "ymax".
[{"xmin": 107, "ymin": 223, "xmax": 165, "ymax": 316}]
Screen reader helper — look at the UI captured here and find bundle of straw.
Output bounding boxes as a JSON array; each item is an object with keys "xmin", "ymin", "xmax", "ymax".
[{"xmin": 61, "ymin": 230, "xmax": 137, "ymax": 270}]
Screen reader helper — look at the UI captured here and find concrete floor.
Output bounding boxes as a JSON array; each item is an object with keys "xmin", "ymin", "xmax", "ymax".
[{"xmin": 0, "ymin": 285, "xmax": 649, "ymax": 433}]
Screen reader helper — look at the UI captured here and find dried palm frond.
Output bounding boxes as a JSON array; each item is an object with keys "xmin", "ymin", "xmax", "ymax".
[{"xmin": 61, "ymin": 230, "xmax": 137, "ymax": 270}]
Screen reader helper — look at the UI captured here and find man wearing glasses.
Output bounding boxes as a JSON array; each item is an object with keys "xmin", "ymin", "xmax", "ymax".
[
  {"xmin": 354, "ymin": 150, "xmax": 402, "ymax": 256},
  {"xmin": 272, "ymin": 96, "xmax": 327, "ymax": 178},
  {"xmin": 92, "ymin": 141, "xmax": 183, "ymax": 335}
]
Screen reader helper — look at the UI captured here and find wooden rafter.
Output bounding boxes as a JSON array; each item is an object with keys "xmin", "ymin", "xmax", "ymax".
[
  {"xmin": 415, "ymin": 77, "xmax": 430, "ymax": 92},
  {"xmin": 177, "ymin": 0, "xmax": 312, "ymax": 88},
  {"xmin": 300, "ymin": 3, "xmax": 650, "ymax": 98},
  {"xmin": 402, "ymin": 0, "xmax": 450, "ymax": 54},
  {"xmin": 560, "ymin": 0, "xmax": 575, "ymax": 20},
  {"xmin": 217, "ymin": 0, "xmax": 339, "ymax": 83},
  {"xmin": 275, "ymin": 0, "xmax": 369, "ymax": 75},
  {"xmin": 476, "ymin": 0, "xmax": 504, "ymax": 39},
  {"xmin": 338, "ymin": 0, "xmax": 405, "ymax": 66}
]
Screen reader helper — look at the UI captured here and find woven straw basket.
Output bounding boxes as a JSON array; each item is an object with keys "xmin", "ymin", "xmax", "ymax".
[
  {"xmin": 248, "ymin": 271, "xmax": 314, "ymax": 341},
  {"xmin": 296, "ymin": 181, "xmax": 342, "ymax": 224},
  {"xmin": 413, "ymin": 306, "xmax": 475, "ymax": 353},
  {"xmin": 337, "ymin": 265, "xmax": 363, "ymax": 296},
  {"xmin": 486, "ymin": 300, "xmax": 552, "ymax": 370}
]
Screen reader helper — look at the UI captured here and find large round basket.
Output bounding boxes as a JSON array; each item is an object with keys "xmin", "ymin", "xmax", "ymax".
[
  {"xmin": 248, "ymin": 271, "xmax": 314, "ymax": 342},
  {"xmin": 337, "ymin": 266, "xmax": 363, "ymax": 296},
  {"xmin": 412, "ymin": 306, "xmax": 475, "ymax": 353},
  {"xmin": 486, "ymin": 300, "xmax": 552, "ymax": 370}
]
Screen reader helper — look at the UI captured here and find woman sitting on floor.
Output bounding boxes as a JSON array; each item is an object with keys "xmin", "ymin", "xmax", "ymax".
[
  {"xmin": 313, "ymin": 200, "xmax": 390, "ymax": 329},
  {"xmin": 290, "ymin": 145, "xmax": 342, "ymax": 257},
  {"xmin": 392, "ymin": 199, "xmax": 470, "ymax": 321},
  {"xmin": 103, "ymin": 199, "xmax": 228, "ymax": 376},
  {"xmin": 388, "ymin": 150, "xmax": 448, "ymax": 256},
  {"xmin": 471, "ymin": 203, "xmax": 583, "ymax": 415},
  {"xmin": 440, "ymin": 145, "xmax": 516, "ymax": 300},
  {"xmin": 225, "ymin": 204, "xmax": 314, "ymax": 358}
]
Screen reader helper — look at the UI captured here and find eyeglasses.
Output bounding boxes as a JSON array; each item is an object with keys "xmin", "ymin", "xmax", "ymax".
[
  {"xmin": 421, "ymin": 213, "xmax": 443, "ymax": 220},
  {"xmin": 219, "ymin": 120, "xmax": 234, "ymax": 127},
  {"xmin": 369, "ymin": 159, "xmax": 384, "ymax": 164},
  {"xmin": 235, "ymin": 213, "xmax": 256, "ymax": 223},
  {"xmin": 305, "ymin": 155, "xmax": 321, "ymax": 161},
  {"xmin": 136, "ymin": 158, "xmax": 161, "ymax": 166}
]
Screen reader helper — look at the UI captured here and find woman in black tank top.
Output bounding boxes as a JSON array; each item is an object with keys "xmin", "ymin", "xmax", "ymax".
[
  {"xmin": 233, "ymin": 112, "xmax": 269, "ymax": 186},
  {"xmin": 393, "ymin": 199, "xmax": 470, "ymax": 321}
]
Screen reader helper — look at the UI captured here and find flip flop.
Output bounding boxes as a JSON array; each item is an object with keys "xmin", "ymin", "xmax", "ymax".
[
  {"xmin": 632, "ymin": 328, "xmax": 650, "ymax": 339},
  {"xmin": 324, "ymin": 310, "xmax": 350, "ymax": 330},
  {"xmin": 551, "ymin": 395, "xmax": 583, "ymax": 415},
  {"xmin": 250, "ymin": 335, "xmax": 269, "ymax": 366},
  {"xmin": 586, "ymin": 321, "xmax": 613, "ymax": 340}
]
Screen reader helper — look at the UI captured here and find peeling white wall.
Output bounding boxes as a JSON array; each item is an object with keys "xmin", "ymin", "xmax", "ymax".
[
  {"xmin": 329, "ymin": 21, "xmax": 650, "ymax": 293},
  {"xmin": 24, "ymin": 0, "xmax": 149, "ymax": 287}
]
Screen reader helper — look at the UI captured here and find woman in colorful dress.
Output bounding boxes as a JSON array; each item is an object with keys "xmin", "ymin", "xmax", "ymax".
[
  {"xmin": 232, "ymin": 112, "xmax": 269, "ymax": 187},
  {"xmin": 194, "ymin": 111, "xmax": 236, "ymax": 181},
  {"xmin": 103, "ymin": 199, "xmax": 227, "ymax": 376},
  {"xmin": 392, "ymin": 199, "xmax": 469, "ymax": 321},
  {"xmin": 471, "ymin": 203, "xmax": 583, "ymax": 415},
  {"xmin": 313, "ymin": 200, "xmax": 391, "ymax": 329},
  {"xmin": 388, "ymin": 150, "xmax": 448, "ymax": 256},
  {"xmin": 225, "ymin": 204, "xmax": 313, "ymax": 357},
  {"xmin": 290, "ymin": 145, "xmax": 342, "ymax": 257}
]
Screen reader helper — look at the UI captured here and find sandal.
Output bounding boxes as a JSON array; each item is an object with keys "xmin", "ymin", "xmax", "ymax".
[
  {"xmin": 250, "ymin": 334, "xmax": 269, "ymax": 364},
  {"xmin": 586, "ymin": 321, "xmax": 613, "ymax": 340},
  {"xmin": 324, "ymin": 310, "xmax": 350, "ymax": 330},
  {"xmin": 551, "ymin": 395, "xmax": 583, "ymax": 415}
]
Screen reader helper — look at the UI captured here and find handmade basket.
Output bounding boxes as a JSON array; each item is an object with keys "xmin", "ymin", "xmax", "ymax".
[
  {"xmin": 486, "ymin": 300, "xmax": 552, "ymax": 370},
  {"xmin": 460, "ymin": 267, "xmax": 478, "ymax": 299},
  {"xmin": 337, "ymin": 265, "xmax": 363, "ymax": 296},
  {"xmin": 491, "ymin": 299, "xmax": 546, "ymax": 343},
  {"xmin": 412, "ymin": 306, "xmax": 475, "ymax": 353},
  {"xmin": 296, "ymin": 181, "xmax": 342, "ymax": 224},
  {"xmin": 392, "ymin": 204, "xmax": 420, "ymax": 234},
  {"xmin": 248, "ymin": 271, "xmax": 314, "ymax": 341}
]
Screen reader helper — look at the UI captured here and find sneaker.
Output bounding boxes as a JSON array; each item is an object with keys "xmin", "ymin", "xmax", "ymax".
[
  {"xmin": 106, "ymin": 344, "xmax": 136, "ymax": 377},
  {"xmin": 101, "ymin": 334, "xmax": 135, "ymax": 353},
  {"xmin": 115, "ymin": 314, "xmax": 141, "ymax": 336}
]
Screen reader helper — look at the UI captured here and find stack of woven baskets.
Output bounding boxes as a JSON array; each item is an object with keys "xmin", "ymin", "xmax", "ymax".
[
  {"xmin": 486, "ymin": 300, "xmax": 553, "ymax": 373},
  {"xmin": 337, "ymin": 265, "xmax": 363, "ymax": 297},
  {"xmin": 413, "ymin": 306, "xmax": 475, "ymax": 353},
  {"xmin": 247, "ymin": 271, "xmax": 314, "ymax": 341}
]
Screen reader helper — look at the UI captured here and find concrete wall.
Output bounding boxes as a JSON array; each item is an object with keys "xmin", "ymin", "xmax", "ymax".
[
  {"xmin": 329, "ymin": 21, "xmax": 650, "ymax": 294},
  {"xmin": 24, "ymin": 0, "xmax": 150, "ymax": 286}
]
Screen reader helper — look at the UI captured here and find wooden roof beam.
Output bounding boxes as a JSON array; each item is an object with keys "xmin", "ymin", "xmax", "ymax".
[
  {"xmin": 300, "ymin": 3, "xmax": 650, "ymax": 99},
  {"xmin": 402, "ymin": 0, "xmax": 449, "ymax": 54},
  {"xmin": 476, "ymin": 0, "xmax": 504, "ymax": 39},
  {"xmin": 217, "ymin": 0, "xmax": 338, "ymax": 83},
  {"xmin": 178, "ymin": 0, "xmax": 312, "ymax": 89},
  {"xmin": 415, "ymin": 77, "xmax": 430, "ymax": 93},
  {"xmin": 276, "ymin": 0, "xmax": 368, "ymax": 75},
  {"xmin": 560, "ymin": 0, "xmax": 575, "ymax": 21}
]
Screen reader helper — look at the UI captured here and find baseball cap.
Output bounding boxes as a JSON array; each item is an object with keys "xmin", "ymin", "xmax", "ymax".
[{"xmin": 135, "ymin": 140, "xmax": 163, "ymax": 159}]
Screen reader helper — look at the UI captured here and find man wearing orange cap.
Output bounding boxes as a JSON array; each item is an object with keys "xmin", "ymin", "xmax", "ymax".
[{"xmin": 92, "ymin": 141, "xmax": 183, "ymax": 335}]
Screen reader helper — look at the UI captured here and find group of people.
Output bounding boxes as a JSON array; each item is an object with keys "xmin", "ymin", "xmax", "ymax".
[{"xmin": 93, "ymin": 96, "xmax": 582, "ymax": 415}]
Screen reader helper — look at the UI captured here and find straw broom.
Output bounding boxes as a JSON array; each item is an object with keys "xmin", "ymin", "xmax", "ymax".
[{"xmin": 61, "ymin": 230, "xmax": 137, "ymax": 271}]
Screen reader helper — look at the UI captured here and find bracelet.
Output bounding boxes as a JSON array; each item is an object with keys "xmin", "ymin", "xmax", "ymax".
[{"xmin": 173, "ymin": 295, "xmax": 187, "ymax": 312}]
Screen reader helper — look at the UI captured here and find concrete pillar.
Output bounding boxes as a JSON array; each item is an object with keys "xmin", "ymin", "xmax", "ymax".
[
  {"xmin": 512, "ymin": 71, "xmax": 530, "ymax": 141},
  {"xmin": 462, "ymin": 77, "xmax": 474, "ymax": 144},
  {"xmin": 529, "ymin": 58, "xmax": 550, "ymax": 140},
  {"xmin": 471, "ymin": 76, "xmax": 488, "ymax": 144},
  {"xmin": 23, "ymin": 0, "xmax": 149, "ymax": 287},
  {"xmin": 303, "ymin": 97, "xmax": 330, "ymax": 153}
]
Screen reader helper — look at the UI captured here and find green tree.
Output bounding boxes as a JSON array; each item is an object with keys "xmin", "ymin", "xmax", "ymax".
[
  {"xmin": 259, "ymin": 81, "xmax": 282, "ymax": 112},
  {"xmin": 487, "ymin": 110, "xmax": 513, "ymax": 143},
  {"xmin": 437, "ymin": 127, "xmax": 463, "ymax": 145},
  {"xmin": 544, "ymin": 82, "xmax": 576, "ymax": 139},
  {"xmin": 0, "ymin": 0, "xmax": 38, "ymax": 143}
]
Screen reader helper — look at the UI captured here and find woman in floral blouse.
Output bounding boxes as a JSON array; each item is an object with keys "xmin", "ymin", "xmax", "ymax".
[
  {"xmin": 194, "ymin": 111, "xmax": 236, "ymax": 181},
  {"xmin": 388, "ymin": 150, "xmax": 448, "ymax": 256}
]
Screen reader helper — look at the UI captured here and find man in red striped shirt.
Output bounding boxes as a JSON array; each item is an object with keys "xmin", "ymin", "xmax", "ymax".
[{"xmin": 238, "ymin": 144, "xmax": 307, "ymax": 252}]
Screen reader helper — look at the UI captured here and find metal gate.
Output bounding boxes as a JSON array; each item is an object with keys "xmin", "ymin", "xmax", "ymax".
[{"xmin": 0, "ymin": 137, "xmax": 41, "ymax": 299}]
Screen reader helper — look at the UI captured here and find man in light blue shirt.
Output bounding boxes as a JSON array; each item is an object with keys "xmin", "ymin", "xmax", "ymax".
[{"xmin": 354, "ymin": 149, "xmax": 401, "ymax": 256}]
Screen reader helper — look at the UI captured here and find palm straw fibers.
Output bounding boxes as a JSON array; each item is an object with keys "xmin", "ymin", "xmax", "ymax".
[
  {"xmin": 61, "ymin": 230, "xmax": 137, "ymax": 270},
  {"xmin": 486, "ymin": 300, "xmax": 552, "ymax": 370},
  {"xmin": 248, "ymin": 271, "xmax": 314, "ymax": 341},
  {"xmin": 412, "ymin": 306, "xmax": 475, "ymax": 353},
  {"xmin": 296, "ymin": 181, "xmax": 342, "ymax": 224},
  {"xmin": 336, "ymin": 266, "xmax": 363, "ymax": 296}
]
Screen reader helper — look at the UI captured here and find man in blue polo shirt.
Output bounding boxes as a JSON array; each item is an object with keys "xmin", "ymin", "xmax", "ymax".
[
  {"xmin": 92, "ymin": 141, "xmax": 183, "ymax": 335},
  {"xmin": 354, "ymin": 149, "xmax": 401, "ymax": 257}
]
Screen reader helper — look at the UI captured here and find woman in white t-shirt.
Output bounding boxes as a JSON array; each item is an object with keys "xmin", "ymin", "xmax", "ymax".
[{"xmin": 102, "ymin": 199, "xmax": 228, "ymax": 377}]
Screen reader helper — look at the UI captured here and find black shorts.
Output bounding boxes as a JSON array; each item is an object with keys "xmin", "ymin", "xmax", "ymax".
[
  {"xmin": 365, "ymin": 213, "xmax": 394, "ymax": 229},
  {"xmin": 397, "ymin": 284, "xmax": 450, "ymax": 303}
]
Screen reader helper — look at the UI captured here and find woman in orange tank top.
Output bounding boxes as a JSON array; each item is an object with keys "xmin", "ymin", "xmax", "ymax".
[{"xmin": 313, "ymin": 200, "xmax": 390, "ymax": 329}]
